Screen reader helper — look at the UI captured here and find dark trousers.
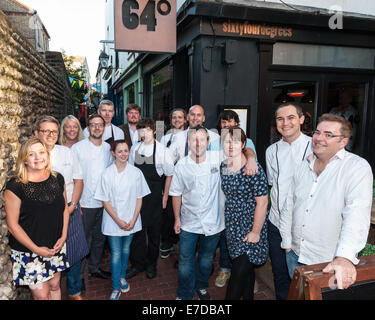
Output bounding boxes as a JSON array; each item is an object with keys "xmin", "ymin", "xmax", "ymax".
[
  {"xmin": 225, "ymin": 253, "xmax": 255, "ymax": 300},
  {"xmin": 160, "ymin": 196, "xmax": 178, "ymax": 247},
  {"xmin": 81, "ymin": 207, "xmax": 106, "ymax": 274},
  {"xmin": 267, "ymin": 220, "xmax": 291, "ymax": 300},
  {"xmin": 129, "ymin": 219, "xmax": 161, "ymax": 271}
]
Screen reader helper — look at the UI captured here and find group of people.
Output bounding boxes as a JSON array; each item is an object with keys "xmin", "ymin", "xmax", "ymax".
[{"xmin": 3, "ymin": 97, "xmax": 373, "ymax": 301}]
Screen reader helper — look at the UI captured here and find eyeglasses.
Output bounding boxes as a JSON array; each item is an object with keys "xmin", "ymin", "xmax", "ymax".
[
  {"xmin": 39, "ymin": 129, "xmax": 59, "ymax": 136},
  {"xmin": 89, "ymin": 123, "xmax": 105, "ymax": 128},
  {"xmin": 312, "ymin": 130, "xmax": 344, "ymax": 139}
]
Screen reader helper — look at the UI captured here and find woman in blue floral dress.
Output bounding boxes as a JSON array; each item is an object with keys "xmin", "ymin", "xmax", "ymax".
[{"xmin": 220, "ymin": 126, "xmax": 269, "ymax": 300}]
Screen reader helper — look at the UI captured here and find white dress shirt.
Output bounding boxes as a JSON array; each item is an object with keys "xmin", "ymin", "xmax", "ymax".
[
  {"xmin": 169, "ymin": 151, "xmax": 225, "ymax": 236},
  {"xmin": 279, "ymin": 148, "xmax": 373, "ymax": 265},
  {"xmin": 83, "ymin": 124, "xmax": 125, "ymax": 141},
  {"xmin": 128, "ymin": 123, "xmax": 139, "ymax": 146},
  {"xmin": 168, "ymin": 128, "xmax": 221, "ymax": 164},
  {"xmin": 50, "ymin": 144, "xmax": 83, "ymax": 203},
  {"xmin": 71, "ymin": 138, "xmax": 113, "ymax": 208},
  {"xmin": 94, "ymin": 163, "xmax": 151, "ymax": 236},
  {"xmin": 266, "ymin": 133, "xmax": 312, "ymax": 229},
  {"xmin": 128, "ymin": 140, "xmax": 174, "ymax": 177}
]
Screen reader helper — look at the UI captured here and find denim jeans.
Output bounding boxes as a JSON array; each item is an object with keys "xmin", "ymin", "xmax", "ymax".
[
  {"xmin": 285, "ymin": 249, "xmax": 305, "ymax": 279},
  {"xmin": 66, "ymin": 260, "xmax": 82, "ymax": 297},
  {"xmin": 218, "ymin": 230, "xmax": 231, "ymax": 272},
  {"xmin": 177, "ymin": 229, "xmax": 221, "ymax": 300},
  {"xmin": 108, "ymin": 234, "xmax": 134, "ymax": 291},
  {"xmin": 267, "ymin": 220, "xmax": 291, "ymax": 300}
]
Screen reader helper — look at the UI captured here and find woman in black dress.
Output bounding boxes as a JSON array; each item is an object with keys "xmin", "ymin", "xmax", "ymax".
[
  {"xmin": 220, "ymin": 127, "xmax": 269, "ymax": 300},
  {"xmin": 4, "ymin": 137, "xmax": 70, "ymax": 300}
]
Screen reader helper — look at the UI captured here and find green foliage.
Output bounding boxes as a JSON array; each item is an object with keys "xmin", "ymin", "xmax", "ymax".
[
  {"xmin": 359, "ymin": 243, "xmax": 375, "ymax": 257},
  {"xmin": 62, "ymin": 51, "xmax": 87, "ymax": 107}
]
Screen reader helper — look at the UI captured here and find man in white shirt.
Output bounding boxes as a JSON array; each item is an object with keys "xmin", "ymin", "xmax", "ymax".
[
  {"xmin": 280, "ymin": 113, "xmax": 373, "ymax": 290},
  {"xmin": 170, "ymin": 125, "xmax": 224, "ymax": 300},
  {"xmin": 83, "ymin": 100, "xmax": 124, "ymax": 144},
  {"xmin": 72, "ymin": 114, "xmax": 113, "ymax": 280},
  {"xmin": 266, "ymin": 103, "xmax": 312, "ymax": 300},
  {"xmin": 33, "ymin": 115, "xmax": 86, "ymax": 299}
]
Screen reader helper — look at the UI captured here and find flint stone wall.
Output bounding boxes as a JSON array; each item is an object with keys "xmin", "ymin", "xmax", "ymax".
[{"xmin": 0, "ymin": 10, "xmax": 72, "ymax": 299}]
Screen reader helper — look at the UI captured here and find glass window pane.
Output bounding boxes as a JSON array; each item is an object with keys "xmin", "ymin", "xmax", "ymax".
[{"xmin": 273, "ymin": 43, "xmax": 375, "ymax": 69}]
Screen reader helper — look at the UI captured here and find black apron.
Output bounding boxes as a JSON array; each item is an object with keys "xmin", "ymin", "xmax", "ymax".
[
  {"xmin": 104, "ymin": 125, "xmax": 115, "ymax": 146},
  {"xmin": 134, "ymin": 142, "xmax": 164, "ymax": 227}
]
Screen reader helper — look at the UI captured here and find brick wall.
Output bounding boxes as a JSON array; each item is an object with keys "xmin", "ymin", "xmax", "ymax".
[{"xmin": 0, "ymin": 10, "xmax": 72, "ymax": 300}]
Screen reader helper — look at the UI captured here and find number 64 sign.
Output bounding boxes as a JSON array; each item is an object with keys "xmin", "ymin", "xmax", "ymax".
[{"xmin": 114, "ymin": 0, "xmax": 176, "ymax": 53}]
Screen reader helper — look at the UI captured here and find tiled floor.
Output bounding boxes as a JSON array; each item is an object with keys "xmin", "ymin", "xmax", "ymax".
[{"xmin": 61, "ymin": 246, "xmax": 276, "ymax": 301}]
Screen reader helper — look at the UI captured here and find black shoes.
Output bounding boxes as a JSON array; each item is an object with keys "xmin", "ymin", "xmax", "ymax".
[
  {"xmin": 160, "ymin": 244, "xmax": 174, "ymax": 259},
  {"xmin": 90, "ymin": 268, "xmax": 111, "ymax": 280},
  {"xmin": 126, "ymin": 267, "xmax": 141, "ymax": 280},
  {"xmin": 146, "ymin": 267, "xmax": 157, "ymax": 279}
]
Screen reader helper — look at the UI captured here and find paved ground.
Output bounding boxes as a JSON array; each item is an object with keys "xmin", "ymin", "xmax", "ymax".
[{"xmin": 61, "ymin": 245, "xmax": 276, "ymax": 300}]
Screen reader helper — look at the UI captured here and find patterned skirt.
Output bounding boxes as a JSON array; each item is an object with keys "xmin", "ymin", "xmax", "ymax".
[{"xmin": 10, "ymin": 244, "xmax": 70, "ymax": 286}]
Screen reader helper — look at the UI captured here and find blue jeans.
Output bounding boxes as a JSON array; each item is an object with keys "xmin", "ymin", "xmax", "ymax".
[
  {"xmin": 267, "ymin": 220, "xmax": 291, "ymax": 300},
  {"xmin": 285, "ymin": 249, "xmax": 305, "ymax": 279},
  {"xmin": 66, "ymin": 261, "xmax": 82, "ymax": 297},
  {"xmin": 108, "ymin": 234, "xmax": 134, "ymax": 291},
  {"xmin": 219, "ymin": 230, "xmax": 231, "ymax": 272},
  {"xmin": 177, "ymin": 230, "xmax": 220, "ymax": 300}
]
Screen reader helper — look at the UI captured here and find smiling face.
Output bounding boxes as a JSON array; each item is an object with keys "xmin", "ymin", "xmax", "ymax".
[
  {"xmin": 25, "ymin": 142, "xmax": 49, "ymax": 171},
  {"xmin": 312, "ymin": 121, "xmax": 348, "ymax": 160},
  {"xmin": 220, "ymin": 118, "xmax": 237, "ymax": 129},
  {"xmin": 187, "ymin": 105, "xmax": 205, "ymax": 128},
  {"xmin": 188, "ymin": 128, "xmax": 209, "ymax": 159},
  {"xmin": 112, "ymin": 142, "xmax": 130, "ymax": 164},
  {"xmin": 275, "ymin": 105, "xmax": 305, "ymax": 143},
  {"xmin": 63, "ymin": 119, "xmax": 79, "ymax": 142},
  {"xmin": 88, "ymin": 116, "xmax": 105, "ymax": 140},
  {"xmin": 222, "ymin": 131, "xmax": 245, "ymax": 158},
  {"xmin": 35, "ymin": 121, "xmax": 59, "ymax": 150},
  {"xmin": 171, "ymin": 110, "xmax": 186, "ymax": 130}
]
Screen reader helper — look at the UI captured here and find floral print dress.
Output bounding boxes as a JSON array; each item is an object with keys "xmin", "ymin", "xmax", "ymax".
[{"xmin": 220, "ymin": 162, "xmax": 269, "ymax": 265}]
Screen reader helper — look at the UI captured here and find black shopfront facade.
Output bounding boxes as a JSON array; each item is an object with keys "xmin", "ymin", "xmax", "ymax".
[{"xmin": 138, "ymin": 0, "xmax": 375, "ymax": 170}]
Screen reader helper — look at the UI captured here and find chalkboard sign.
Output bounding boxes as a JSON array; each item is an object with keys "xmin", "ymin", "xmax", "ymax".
[{"xmin": 288, "ymin": 255, "xmax": 375, "ymax": 300}]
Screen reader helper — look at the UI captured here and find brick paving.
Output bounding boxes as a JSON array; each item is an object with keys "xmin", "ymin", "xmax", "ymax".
[{"xmin": 61, "ymin": 245, "xmax": 276, "ymax": 301}]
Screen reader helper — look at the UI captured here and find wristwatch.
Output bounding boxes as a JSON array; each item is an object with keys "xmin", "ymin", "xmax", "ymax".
[{"xmin": 71, "ymin": 202, "xmax": 77, "ymax": 209}]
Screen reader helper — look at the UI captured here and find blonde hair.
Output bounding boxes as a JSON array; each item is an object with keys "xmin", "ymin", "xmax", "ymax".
[
  {"xmin": 59, "ymin": 115, "xmax": 84, "ymax": 146},
  {"xmin": 15, "ymin": 137, "xmax": 54, "ymax": 184}
]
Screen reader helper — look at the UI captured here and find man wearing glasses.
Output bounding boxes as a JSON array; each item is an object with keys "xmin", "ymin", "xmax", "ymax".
[
  {"xmin": 279, "ymin": 113, "xmax": 373, "ymax": 291},
  {"xmin": 72, "ymin": 114, "xmax": 113, "ymax": 280}
]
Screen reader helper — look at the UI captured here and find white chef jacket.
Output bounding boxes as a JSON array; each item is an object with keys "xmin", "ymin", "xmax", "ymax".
[
  {"xmin": 71, "ymin": 138, "xmax": 113, "ymax": 208},
  {"xmin": 83, "ymin": 124, "xmax": 124, "ymax": 141},
  {"xmin": 279, "ymin": 148, "xmax": 373, "ymax": 265},
  {"xmin": 128, "ymin": 140, "xmax": 174, "ymax": 178},
  {"xmin": 128, "ymin": 123, "xmax": 139, "ymax": 146},
  {"xmin": 169, "ymin": 151, "xmax": 225, "ymax": 236},
  {"xmin": 94, "ymin": 163, "xmax": 151, "ymax": 236},
  {"xmin": 266, "ymin": 133, "xmax": 312, "ymax": 229},
  {"xmin": 50, "ymin": 144, "xmax": 83, "ymax": 203},
  {"xmin": 168, "ymin": 128, "xmax": 221, "ymax": 164}
]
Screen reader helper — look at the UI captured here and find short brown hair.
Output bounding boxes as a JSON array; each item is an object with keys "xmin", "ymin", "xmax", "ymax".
[
  {"xmin": 126, "ymin": 104, "xmax": 141, "ymax": 114},
  {"xmin": 275, "ymin": 103, "xmax": 303, "ymax": 118},
  {"xmin": 88, "ymin": 113, "xmax": 105, "ymax": 125},
  {"xmin": 317, "ymin": 113, "xmax": 352, "ymax": 138},
  {"xmin": 33, "ymin": 115, "xmax": 60, "ymax": 132}
]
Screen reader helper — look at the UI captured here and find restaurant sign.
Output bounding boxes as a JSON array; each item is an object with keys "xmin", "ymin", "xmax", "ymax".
[
  {"xmin": 114, "ymin": 0, "xmax": 176, "ymax": 53},
  {"xmin": 216, "ymin": 20, "xmax": 293, "ymax": 39}
]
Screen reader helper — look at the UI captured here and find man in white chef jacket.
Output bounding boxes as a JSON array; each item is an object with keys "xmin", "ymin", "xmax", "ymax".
[{"xmin": 72, "ymin": 114, "xmax": 113, "ymax": 280}]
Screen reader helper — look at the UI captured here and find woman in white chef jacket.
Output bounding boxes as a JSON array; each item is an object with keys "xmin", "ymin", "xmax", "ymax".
[{"xmin": 95, "ymin": 139, "xmax": 150, "ymax": 300}]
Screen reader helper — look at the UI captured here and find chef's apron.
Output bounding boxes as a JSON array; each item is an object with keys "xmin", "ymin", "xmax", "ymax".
[
  {"xmin": 134, "ymin": 142, "xmax": 164, "ymax": 227},
  {"xmin": 104, "ymin": 124, "xmax": 115, "ymax": 146}
]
